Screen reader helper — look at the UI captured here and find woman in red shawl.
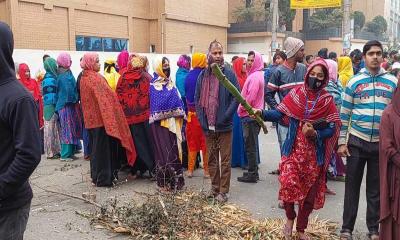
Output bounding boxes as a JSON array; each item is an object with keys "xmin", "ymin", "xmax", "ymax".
[
  {"xmin": 231, "ymin": 57, "xmax": 249, "ymax": 169},
  {"xmin": 79, "ymin": 53, "xmax": 136, "ymax": 187},
  {"xmin": 232, "ymin": 57, "xmax": 247, "ymax": 89},
  {"xmin": 18, "ymin": 63, "xmax": 44, "ymax": 129},
  {"xmin": 116, "ymin": 56, "xmax": 155, "ymax": 179},
  {"xmin": 379, "ymin": 82, "xmax": 400, "ymax": 240},
  {"xmin": 254, "ymin": 59, "xmax": 341, "ymax": 239}
]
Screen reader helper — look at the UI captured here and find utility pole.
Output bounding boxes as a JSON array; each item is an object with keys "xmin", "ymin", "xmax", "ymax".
[
  {"xmin": 342, "ymin": 0, "xmax": 352, "ymax": 55},
  {"xmin": 271, "ymin": 0, "xmax": 279, "ymax": 60}
]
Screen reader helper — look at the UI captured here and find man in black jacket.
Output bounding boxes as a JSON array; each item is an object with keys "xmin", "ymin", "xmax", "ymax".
[{"xmin": 0, "ymin": 21, "xmax": 41, "ymax": 239}]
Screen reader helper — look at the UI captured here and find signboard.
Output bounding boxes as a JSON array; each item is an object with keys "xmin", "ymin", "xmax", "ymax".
[{"xmin": 290, "ymin": 0, "xmax": 342, "ymax": 9}]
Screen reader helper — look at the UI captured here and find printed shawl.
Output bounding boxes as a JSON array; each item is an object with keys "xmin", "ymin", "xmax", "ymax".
[
  {"xmin": 149, "ymin": 58, "xmax": 185, "ymax": 123},
  {"xmin": 80, "ymin": 69, "xmax": 137, "ymax": 166},
  {"xmin": 116, "ymin": 58, "xmax": 151, "ymax": 125},
  {"xmin": 277, "ymin": 59, "xmax": 341, "ymax": 209}
]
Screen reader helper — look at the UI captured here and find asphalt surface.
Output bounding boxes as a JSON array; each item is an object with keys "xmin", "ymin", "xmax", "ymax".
[{"xmin": 25, "ymin": 122, "xmax": 369, "ymax": 239}]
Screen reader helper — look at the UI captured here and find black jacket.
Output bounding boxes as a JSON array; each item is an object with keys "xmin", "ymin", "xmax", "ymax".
[
  {"xmin": 195, "ymin": 66, "xmax": 240, "ymax": 133},
  {"xmin": 0, "ymin": 22, "xmax": 41, "ymax": 212}
]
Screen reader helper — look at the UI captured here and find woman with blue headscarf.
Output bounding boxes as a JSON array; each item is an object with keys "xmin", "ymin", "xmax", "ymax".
[
  {"xmin": 42, "ymin": 57, "xmax": 61, "ymax": 159},
  {"xmin": 56, "ymin": 53, "xmax": 82, "ymax": 161}
]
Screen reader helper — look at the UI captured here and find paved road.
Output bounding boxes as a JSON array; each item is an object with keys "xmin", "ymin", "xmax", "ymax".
[{"xmin": 26, "ymin": 122, "xmax": 369, "ymax": 239}]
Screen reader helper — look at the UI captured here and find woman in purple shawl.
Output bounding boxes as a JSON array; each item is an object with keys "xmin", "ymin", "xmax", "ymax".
[{"xmin": 150, "ymin": 57, "xmax": 186, "ymax": 192}]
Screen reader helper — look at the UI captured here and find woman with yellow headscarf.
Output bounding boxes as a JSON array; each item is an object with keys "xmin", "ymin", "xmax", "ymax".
[
  {"xmin": 149, "ymin": 57, "xmax": 186, "ymax": 192},
  {"xmin": 104, "ymin": 58, "xmax": 120, "ymax": 91},
  {"xmin": 184, "ymin": 52, "xmax": 209, "ymax": 178},
  {"xmin": 338, "ymin": 56, "xmax": 354, "ymax": 87}
]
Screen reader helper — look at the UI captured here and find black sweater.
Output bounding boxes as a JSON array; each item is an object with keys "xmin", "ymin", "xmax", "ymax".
[{"xmin": 0, "ymin": 21, "xmax": 41, "ymax": 212}]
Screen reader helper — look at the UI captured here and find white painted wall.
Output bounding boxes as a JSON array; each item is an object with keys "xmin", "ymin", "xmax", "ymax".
[{"xmin": 12, "ymin": 49, "xmax": 268, "ymax": 82}]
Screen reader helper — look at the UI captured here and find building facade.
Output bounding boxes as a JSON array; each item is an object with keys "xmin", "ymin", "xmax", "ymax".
[{"xmin": 0, "ymin": 0, "xmax": 229, "ymax": 53}]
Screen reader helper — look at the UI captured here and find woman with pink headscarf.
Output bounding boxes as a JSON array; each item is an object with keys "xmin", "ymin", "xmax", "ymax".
[
  {"xmin": 79, "ymin": 53, "xmax": 136, "ymax": 187},
  {"xmin": 117, "ymin": 50, "xmax": 129, "ymax": 76},
  {"xmin": 325, "ymin": 59, "xmax": 346, "ymax": 186},
  {"xmin": 56, "ymin": 52, "xmax": 82, "ymax": 161}
]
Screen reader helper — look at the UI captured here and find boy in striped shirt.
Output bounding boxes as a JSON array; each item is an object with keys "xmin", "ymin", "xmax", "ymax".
[{"xmin": 338, "ymin": 40, "xmax": 398, "ymax": 240}]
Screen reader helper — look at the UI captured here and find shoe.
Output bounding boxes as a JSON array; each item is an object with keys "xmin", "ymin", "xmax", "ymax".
[
  {"xmin": 215, "ymin": 193, "xmax": 228, "ymax": 203},
  {"xmin": 269, "ymin": 169, "xmax": 280, "ymax": 175},
  {"xmin": 244, "ymin": 172, "xmax": 259, "ymax": 180},
  {"xmin": 203, "ymin": 172, "xmax": 210, "ymax": 179},
  {"xmin": 340, "ymin": 230, "xmax": 353, "ymax": 240},
  {"xmin": 237, "ymin": 173, "xmax": 258, "ymax": 183}
]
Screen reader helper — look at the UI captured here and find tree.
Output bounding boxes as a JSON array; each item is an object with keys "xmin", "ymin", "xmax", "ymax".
[
  {"xmin": 233, "ymin": 3, "xmax": 263, "ymax": 23},
  {"xmin": 308, "ymin": 8, "xmax": 343, "ymax": 30},
  {"xmin": 351, "ymin": 11, "xmax": 365, "ymax": 32},
  {"xmin": 278, "ymin": 0, "xmax": 296, "ymax": 31},
  {"xmin": 365, "ymin": 15, "xmax": 388, "ymax": 35}
]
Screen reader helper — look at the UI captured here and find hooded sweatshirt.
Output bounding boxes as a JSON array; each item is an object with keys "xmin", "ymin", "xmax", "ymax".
[
  {"xmin": 0, "ymin": 22, "xmax": 41, "ymax": 212},
  {"xmin": 238, "ymin": 51, "xmax": 265, "ymax": 118}
]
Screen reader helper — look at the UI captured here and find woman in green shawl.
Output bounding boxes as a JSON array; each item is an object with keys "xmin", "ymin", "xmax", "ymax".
[{"xmin": 42, "ymin": 57, "xmax": 61, "ymax": 159}]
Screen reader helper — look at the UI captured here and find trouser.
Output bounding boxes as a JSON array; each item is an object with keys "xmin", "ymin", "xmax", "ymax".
[
  {"xmin": 206, "ymin": 131, "xmax": 232, "ymax": 194},
  {"xmin": 242, "ymin": 119, "xmax": 261, "ymax": 173},
  {"xmin": 0, "ymin": 202, "xmax": 31, "ymax": 240},
  {"xmin": 82, "ymin": 127, "xmax": 91, "ymax": 157},
  {"xmin": 188, "ymin": 151, "xmax": 208, "ymax": 173},
  {"xmin": 277, "ymin": 124, "xmax": 288, "ymax": 156},
  {"xmin": 342, "ymin": 135, "xmax": 380, "ymax": 234},
  {"xmin": 284, "ymin": 182, "xmax": 318, "ymax": 233},
  {"xmin": 61, "ymin": 144, "xmax": 75, "ymax": 159}
]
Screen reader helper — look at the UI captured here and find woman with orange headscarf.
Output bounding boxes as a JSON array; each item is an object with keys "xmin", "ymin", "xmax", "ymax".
[
  {"xmin": 80, "ymin": 53, "xmax": 136, "ymax": 187},
  {"xmin": 184, "ymin": 52, "xmax": 209, "ymax": 178}
]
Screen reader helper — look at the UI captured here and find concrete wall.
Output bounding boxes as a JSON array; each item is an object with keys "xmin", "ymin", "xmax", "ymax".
[
  {"xmin": 227, "ymin": 32, "xmax": 286, "ymax": 56},
  {"xmin": 12, "ymin": 49, "xmax": 248, "ymax": 85}
]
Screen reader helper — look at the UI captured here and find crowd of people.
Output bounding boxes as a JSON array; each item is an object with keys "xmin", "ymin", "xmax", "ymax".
[{"xmin": 1, "ymin": 19, "xmax": 400, "ymax": 239}]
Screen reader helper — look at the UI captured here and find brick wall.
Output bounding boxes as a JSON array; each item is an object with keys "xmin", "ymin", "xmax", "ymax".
[
  {"xmin": 132, "ymin": 18, "xmax": 150, "ymax": 52},
  {"xmin": 165, "ymin": 19, "xmax": 227, "ymax": 53},
  {"xmin": 75, "ymin": 10, "xmax": 128, "ymax": 38},
  {"xmin": 0, "ymin": 0, "xmax": 9, "ymax": 24},
  {"xmin": 9, "ymin": 0, "xmax": 229, "ymax": 53},
  {"xmin": 16, "ymin": 1, "xmax": 69, "ymax": 50},
  {"xmin": 165, "ymin": 0, "xmax": 229, "ymax": 27}
]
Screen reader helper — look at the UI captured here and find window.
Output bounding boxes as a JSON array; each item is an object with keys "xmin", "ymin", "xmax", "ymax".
[{"xmin": 76, "ymin": 36, "xmax": 128, "ymax": 52}]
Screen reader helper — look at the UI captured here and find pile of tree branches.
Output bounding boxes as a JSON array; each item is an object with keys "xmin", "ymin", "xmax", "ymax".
[{"xmin": 77, "ymin": 191, "xmax": 340, "ymax": 240}]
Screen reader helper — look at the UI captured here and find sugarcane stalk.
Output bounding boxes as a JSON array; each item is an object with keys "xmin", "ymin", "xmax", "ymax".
[{"xmin": 211, "ymin": 63, "xmax": 268, "ymax": 134}]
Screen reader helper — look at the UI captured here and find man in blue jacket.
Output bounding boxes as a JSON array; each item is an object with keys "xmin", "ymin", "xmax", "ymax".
[
  {"xmin": 0, "ymin": 22, "xmax": 41, "ymax": 239},
  {"xmin": 195, "ymin": 40, "xmax": 240, "ymax": 203}
]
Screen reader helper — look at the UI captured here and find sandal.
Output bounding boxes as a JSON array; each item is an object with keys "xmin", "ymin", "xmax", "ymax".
[
  {"xmin": 298, "ymin": 233, "xmax": 311, "ymax": 240},
  {"xmin": 367, "ymin": 233, "xmax": 379, "ymax": 240},
  {"xmin": 282, "ymin": 223, "xmax": 293, "ymax": 240}
]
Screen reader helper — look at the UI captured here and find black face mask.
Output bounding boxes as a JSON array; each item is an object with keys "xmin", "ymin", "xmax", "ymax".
[
  {"xmin": 163, "ymin": 67, "xmax": 170, "ymax": 78},
  {"xmin": 308, "ymin": 77, "xmax": 324, "ymax": 90}
]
